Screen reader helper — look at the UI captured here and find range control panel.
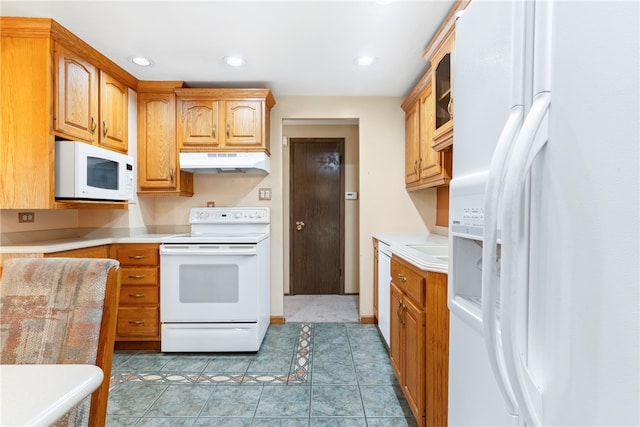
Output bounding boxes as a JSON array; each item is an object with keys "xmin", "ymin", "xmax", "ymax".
[{"xmin": 190, "ymin": 207, "xmax": 270, "ymax": 224}]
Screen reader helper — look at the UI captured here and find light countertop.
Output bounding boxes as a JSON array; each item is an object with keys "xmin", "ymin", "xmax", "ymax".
[
  {"xmin": 0, "ymin": 232, "xmax": 179, "ymax": 254},
  {"xmin": 373, "ymin": 232, "xmax": 449, "ymax": 274},
  {"xmin": 0, "ymin": 364, "xmax": 103, "ymax": 426}
]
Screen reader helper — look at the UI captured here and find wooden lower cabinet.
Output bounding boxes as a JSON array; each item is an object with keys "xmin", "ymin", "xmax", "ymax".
[
  {"xmin": 110, "ymin": 243, "xmax": 161, "ymax": 347},
  {"xmin": 389, "ymin": 255, "xmax": 449, "ymax": 427}
]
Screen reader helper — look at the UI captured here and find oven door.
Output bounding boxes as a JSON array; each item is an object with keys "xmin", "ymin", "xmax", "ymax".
[{"xmin": 160, "ymin": 244, "xmax": 260, "ymax": 323}]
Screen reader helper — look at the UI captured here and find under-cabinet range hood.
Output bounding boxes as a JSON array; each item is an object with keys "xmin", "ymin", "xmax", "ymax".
[{"xmin": 179, "ymin": 152, "xmax": 270, "ymax": 174}]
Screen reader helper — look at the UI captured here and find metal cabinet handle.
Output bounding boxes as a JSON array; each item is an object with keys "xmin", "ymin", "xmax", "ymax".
[
  {"xmin": 128, "ymin": 255, "xmax": 145, "ymax": 260},
  {"xmin": 128, "ymin": 320, "xmax": 145, "ymax": 325},
  {"xmin": 448, "ymin": 97, "xmax": 454, "ymax": 120},
  {"xmin": 90, "ymin": 117, "xmax": 97, "ymax": 134},
  {"xmin": 128, "ymin": 293, "xmax": 145, "ymax": 298},
  {"xmin": 226, "ymin": 123, "xmax": 230, "ymax": 139},
  {"xmin": 128, "ymin": 274, "xmax": 146, "ymax": 279},
  {"xmin": 169, "ymin": 168, "xmax": 174, "ymax": 182},
  {"xmin": 397, "ymin": 273, "xmax": 407, "ymax": 283},
  {"xmin": 212, "ymin": 124, "xmax": 217, "ymax": 139},
  {"xmin": 295, "ymin": 221, "xmax": 305, "ymax": 231},
  {"xmin": 102, "ymin": 120, "xmax": 108, "ymax": 137}
]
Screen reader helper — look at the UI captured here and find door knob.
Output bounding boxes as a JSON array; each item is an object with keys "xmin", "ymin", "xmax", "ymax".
[{"xmin": 295, "ymin": 221, "xmax": 305, "ymax": 231}]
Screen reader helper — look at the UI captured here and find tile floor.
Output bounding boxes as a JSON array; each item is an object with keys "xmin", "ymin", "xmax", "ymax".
[{"xmin": 107, "ymin": 323, "xmax": 417, "ymax": 426}]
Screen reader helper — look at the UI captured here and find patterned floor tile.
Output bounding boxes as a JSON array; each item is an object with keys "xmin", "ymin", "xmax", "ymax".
[
  {"xmin": 254, "ymin": 385, "xmax": 311, "ymax": 417},
  {"xmin": 134, "ymin": 418, "xmax": 197, "ymax": 427},
  {"xmin": 360, "ymin": 385, "xmax": 413, "ymax": 418},
  {"xmin": 106, "ymin": 382, "xmax": 168, "ymax": 416},
  {"xmin": 199, "ymin": 386, "xmax": 263, "ymax": 417},
  {"xmin": 309, "ymin": 417, "xmax": 367, "ymax": 426},
  {"xmin": 145, "ymin": 385, "xmax": 215, "ymax": 417},
  {"xmin": 310, "ymin": 385, "xmax": 364, "ymax": 417},
  {"xmin": 107, "ymin": 323, "xmax": 418, "ymax": 426},
  {"xmin": 192, "ymin": 418, "xmax": 252, "ymax": 427}
]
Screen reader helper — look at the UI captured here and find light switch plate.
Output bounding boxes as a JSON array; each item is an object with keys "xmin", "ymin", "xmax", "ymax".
[
  {"xmin": 345, "ymin": 192, "xmax": 358, "ymax": 200},
  {"xmin": 259, "ymin": 188, "xmax": 272, "ymax": 200}
]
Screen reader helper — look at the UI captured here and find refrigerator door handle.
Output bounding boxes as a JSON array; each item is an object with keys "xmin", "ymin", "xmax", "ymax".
[
  {"xmin": 482, "ymin": 105, "xmax": 524, "ymax": 417},
  {"xmin": 501, "ymin": 92, "xmax": 550, "ymax": 427}
]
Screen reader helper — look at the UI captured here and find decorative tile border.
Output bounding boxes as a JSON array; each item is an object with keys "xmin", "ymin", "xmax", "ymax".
[{"xmin": 110, "ymin": 323, "xmax": 314, "ymax": 387}]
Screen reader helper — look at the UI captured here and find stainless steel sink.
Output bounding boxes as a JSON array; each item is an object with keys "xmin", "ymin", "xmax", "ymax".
[{"xmin": 406, "ymin": 244, "xmax": 449, "ymax": 259}]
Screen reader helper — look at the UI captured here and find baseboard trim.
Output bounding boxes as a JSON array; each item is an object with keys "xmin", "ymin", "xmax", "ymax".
[
  {"xmin": 359, "ymin": 315, "xmax": 376, "ymax": 324},
  {"xmin": 270, "ymin": 316, "xmax": 286, "ymax": 324}
]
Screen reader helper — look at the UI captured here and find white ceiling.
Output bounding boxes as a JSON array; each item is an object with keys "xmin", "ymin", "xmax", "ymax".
[{"xmin": 0, "ymin": 1, "xmax": 455, "ymax": 97}]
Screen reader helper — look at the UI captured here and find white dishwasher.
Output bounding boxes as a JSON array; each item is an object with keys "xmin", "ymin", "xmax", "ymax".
[{"xmin": 377, "ymin": 241, "xmax": 392, "ymax": 347}]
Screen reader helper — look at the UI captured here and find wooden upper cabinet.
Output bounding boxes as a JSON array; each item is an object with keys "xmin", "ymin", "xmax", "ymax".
[
  {"xmin": 176, "ymin": 88, "xmax": 275, "ymax": 154},
  {"xmin": 54, "ymin": 44, "xmax": 128, "ymax": 153},
  {"xmin": 137, "ymin": 83, "xmax": 193, "ymax": 197},
  {"xmin": 430, "ymin": 35, "xmax": 454, "ymax": 151},
  {"xmin": 0, "ymin": 17, "xmax": 137, "ymax": 210},
  {"xmin": 54, "ymin": 43, "xmax": 99, "ymax": 142},
  {"xmin": 402, "ymin": 76, "xmax": 451, "ymax": 190},
  {"xmin": 177, "ymin": 98, "xmax": 220, "ymax": 150},
  {"xmin": 404, "ymin": 100, "xmax": 420, "ymax": 185},
  {"xmin": 422, "ymin": 0, "xmax": 469, "ymax": 151},
  {"xmin": 99, "ymin": 70, "xmax": 128, "ymax": 153},
  {"xmin": 420, "ymin": 87, "xmax": 446, "ymax": 182},
  {"xmin": 224, "ymin": 100, "xmax": 263, "ymax": 148}
]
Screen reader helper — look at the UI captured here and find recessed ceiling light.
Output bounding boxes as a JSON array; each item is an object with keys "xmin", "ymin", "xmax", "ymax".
[
  {"xmin": 224, "ymin": 56, "xmax": 245, "ymax": 67},
  {"xmin": 131, "ymin": 56, "xmax": 152, "ymax": 67},
  {"xmin": 355, "ymin": 56, "xmax": 377, "ymax": 66}
]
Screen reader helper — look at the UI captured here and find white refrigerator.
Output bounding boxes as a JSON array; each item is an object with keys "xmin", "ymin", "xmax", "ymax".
[{"xmin": 448, "ymin": 1, "xmax": 639, "ymax": 426}]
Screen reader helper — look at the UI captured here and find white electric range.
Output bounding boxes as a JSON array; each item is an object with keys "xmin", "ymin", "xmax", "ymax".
[{"xmin": 160, "ymin": 207, "xmax": 270, "ymax": 352}]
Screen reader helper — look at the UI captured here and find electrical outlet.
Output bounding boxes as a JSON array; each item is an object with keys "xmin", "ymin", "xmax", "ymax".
[
  {"xmin": 18, "ymin": 212, "xmax": 35, "ymax": 223},
  {"xmin": 259, "ymin": 188, "xmax": 272, "ymax": 201},
  {"xmin": 207, "ymin": 201, "xmax": 215, "ymax": 207}
]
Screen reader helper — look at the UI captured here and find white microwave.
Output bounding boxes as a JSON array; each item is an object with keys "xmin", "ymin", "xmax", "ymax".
[{"xmin": 55, "ymin": 140, "xmax": 134, "ymax": 202}]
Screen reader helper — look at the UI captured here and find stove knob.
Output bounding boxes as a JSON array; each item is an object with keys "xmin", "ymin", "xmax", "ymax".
[
  {"xmin": 257, "ymin": 211, "xmax": 264, "ymax": 219},
  {"xmin": 234, "ymin": 212, "xmax": 242, "ymax": 219}
]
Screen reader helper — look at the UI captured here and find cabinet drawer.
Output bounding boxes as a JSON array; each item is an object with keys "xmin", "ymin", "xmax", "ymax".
[
  {"xmin": 119, "ymin": 285, "xmax": 159, "ymax": 305},
  {"xmin": 391, "ymin": 258, "xmax": 425, "ymax": 306},
  {"xmin": 116, "ymin": 307, "xmax": 159, "ymax": 337},
  {"xmin": 113, "ymin": 245, "xmax": 158, "ymax": 266},
  {"xmin": 121, "ymin": 267, "xmax": 158, "ymax": 285}
]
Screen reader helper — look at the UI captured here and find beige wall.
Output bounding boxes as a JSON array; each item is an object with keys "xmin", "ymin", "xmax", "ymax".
[
  {"xmin": 1, "ymin": 94, "xmax": 439, "ymax": 321},
  {"xmin": 273, "ymin": 97, "xmax": 436, "ymax": 319},
  {"xmin": 282, "ymin": 123, "xmax": 360, "ymax": 295}
]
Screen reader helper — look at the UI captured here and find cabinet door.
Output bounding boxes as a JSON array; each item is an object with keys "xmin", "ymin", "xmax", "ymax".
[
  {"xmin": 54, "ymin": 43, "xmax": 98, "ymax": 142},
  {"xmin": 419, "ymin": 88, "xmax": 443, "ymax": 180},
  {"xmin": 137, "ymin": 92, "xmax": 178, "ymax": 190},
  {"xmin": 404, "ymin": 100, "xmax": 420, "ymax": 185},
  {"xmin": 99, "ymin": 71, "xmax": 128, "ymax": 153},
  {"xmin": 178, "ymin": 98, "xmax": 220, "ymax": 150},
  {"xmin": 389, "ymin": 282, "xmax": 404, "ymax": 381},
  {"xmin": 224, "ymin": 100, "xmax": 263, "ymax": 148},
  {"xmin": 432, "ymin": 35, "xmax": 455, "ymax": 150},
  {"xmin": 403, "ymin": 295, "xmax": 426, "ymax": 422}
]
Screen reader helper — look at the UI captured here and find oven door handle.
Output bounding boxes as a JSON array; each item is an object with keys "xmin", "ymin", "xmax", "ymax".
[{"xmin": 160, "ymin": 245, "xmax": 258, "ymax": 256}]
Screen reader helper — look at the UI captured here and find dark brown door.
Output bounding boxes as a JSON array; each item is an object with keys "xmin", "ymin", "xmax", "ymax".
[{"xmin": 290, "ymin": 138, "xmax": 344, "ymax": 295}]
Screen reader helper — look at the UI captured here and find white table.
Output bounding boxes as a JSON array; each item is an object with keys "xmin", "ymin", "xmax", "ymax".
[{"xmin": 0, "ymin": 364, "xmax": 103, "ymax": 426}]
